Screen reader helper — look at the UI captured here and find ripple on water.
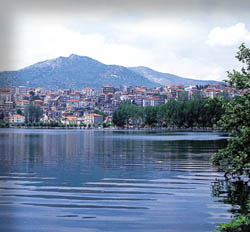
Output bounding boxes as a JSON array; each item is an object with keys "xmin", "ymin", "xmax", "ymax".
[{"xmin": 0, "ymin": 130, "xmax": 232, "ymax": 232}]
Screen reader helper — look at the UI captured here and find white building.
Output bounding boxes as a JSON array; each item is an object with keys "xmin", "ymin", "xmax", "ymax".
[
  {"xmin": 9, "ymin": 114, "xmax": 25, "ymax": 124},
  {"xmin": 84, "ymin": 113, "xmax": 103, "ymax": 126}
]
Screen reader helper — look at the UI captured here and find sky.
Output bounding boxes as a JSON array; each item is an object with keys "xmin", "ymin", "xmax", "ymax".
[{"xmin": 1, "ymin": 0, "xmax": 250, "ymax": 81}]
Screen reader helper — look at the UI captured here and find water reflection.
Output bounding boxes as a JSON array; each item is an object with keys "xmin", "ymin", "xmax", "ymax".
[
  {"xmin": 211, "ymin": 179, "xmax": 250, "ymax": 215},
  {"xmin": 0, "ymin": 129, "xmax": 233, "ymax": 232}
]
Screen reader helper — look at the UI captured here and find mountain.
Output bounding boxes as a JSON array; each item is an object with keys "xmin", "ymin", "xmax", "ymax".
[
  {"xmin": 0, "ymin": 54, "xmax": 156, "ymax": 89},
  {"xmin": 129, "ymin": 66, "xmax": 222, "ymax": 86},
  {"xmin": 0, "ymin": 54, "xmax": 223, "ymax": 89}
]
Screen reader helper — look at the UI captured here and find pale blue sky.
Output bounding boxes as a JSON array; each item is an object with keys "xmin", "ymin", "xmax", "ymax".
[{"xmin": 1, "ymin": 0, "xmax": 250, "ymax": 81}]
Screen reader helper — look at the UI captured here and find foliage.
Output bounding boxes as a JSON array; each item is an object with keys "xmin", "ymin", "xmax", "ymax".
[
  {"xmin": 211, "ymin": 43, "xmax": 250, "ymax": 179},
  {"xmin": 211, "ymin": 178, "xmax": 250, "ymax": 232},
  {"xmin": 212, "ymin": 126, "xmax": 250, "ymax": 178},
  {"xmin": 112, "ymin": 98, "xmax": 224, "ymax": 128},
  {"xmin": 93, "ymin": 109, "xmax": 107, "ymax": 117},
  {"xmin": 79, "ymin": 122, "xmax": 86, "ymax": 128},
  {"xmin": 216, "ymin": 198, "xmax": 250, "ymax": 232},
  {"xmin": 211, "ymin": 43, "xmax": 250, "ymax": 232},
  {"xmin": 102, "ymin": 122, "xmax": 112, "ymax": 128},
  {"xmin": 38, "ymin": 121, "xmax": 67, "ymax": 128},
  {"xmin": 177, "ymin": 91, "xmax": 188, "ymax": 101},
  {"xmin": 24, "ymin": 105, "xmax": 43, "ymax": 123},
  {"xmin": 143, "ymin": 106, "xmax": 158, "ymax": 127},
  {"xmin": 217, "ymin": 213, "xmax": 250, "ymax": 232},
  {"xmin": 193, "ymin": 91, "xmax": 202, "ymax": 100},
  {"xmin": 226, "ymin": 44, "xmax": 250, "ymax": 90},
  {"xmin": 205, "ymin": 97, "xmax": 225, "ymax": 128},
  {"xmin": 0, "ymin": 120, "xmax": 9, "ymax": 128},
  {"xmin": 112, "ymin": 102, "xmax": 143, "ymax": 127},
  {"xmin": 29, "ymin": 91, "xmax": 35, "ymax": 96},
  {"xmin": 211, "ymin": 180, "xmax": 250, "ymax": 216},
  {"xmin": 32, "ymin": 95, "xmax": 41, "ymax": 101},
  {"xmin": 16, "ymin": 109, "xmax": 23, "ymax": 115}
]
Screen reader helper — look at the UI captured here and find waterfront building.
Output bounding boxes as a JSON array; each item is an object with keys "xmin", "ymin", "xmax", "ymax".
[
  {"xmin": 84, "ymin": 113, "xmax": 103, "ymax": 126},
  {"xmin": 9, "ymin": 114, "xmax": 25, "ymax": 124}
]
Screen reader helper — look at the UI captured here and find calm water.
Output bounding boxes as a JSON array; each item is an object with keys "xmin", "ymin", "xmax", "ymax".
[{"xmin": 0, "ymin": 129, "xmax": 232, "ymax": 232}]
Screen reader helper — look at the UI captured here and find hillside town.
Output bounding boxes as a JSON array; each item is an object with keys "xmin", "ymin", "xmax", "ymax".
[{"xmin": 0, "ymin": 83, "xmax": 241, "ymax": 127}]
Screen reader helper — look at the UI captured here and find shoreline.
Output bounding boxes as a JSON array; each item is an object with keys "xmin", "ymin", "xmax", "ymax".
[{"xmin": 1, "ymin": 126, "xmax": 224, "ymax": 132}]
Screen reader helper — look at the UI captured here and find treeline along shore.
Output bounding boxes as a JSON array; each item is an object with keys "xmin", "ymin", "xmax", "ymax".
[
  {"xmin": 1, "ymin": 97, "xmax": 226, "ymax": 129},
  {"xmin": 112, "ymin": 97, "xmax": 225, "ymax": 129}
]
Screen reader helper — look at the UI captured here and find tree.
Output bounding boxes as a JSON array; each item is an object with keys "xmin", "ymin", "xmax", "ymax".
[
  {"xmin": 143, "ymin": 106, "xmax": 158, "ymax": 127},
  {"xmin": 156, "ymin": 104, "xmax": 168, "ymax": 127},
  {"xmin": 24, "ymin": 105, "xmax": 43, "ymax": 123},
  {"xmin": 112, "ymin": 107, "xmax": 128, "ymax": 127},
  {"xmin": 112, "ymin": 97, "xmax": 224, "ymax": 129},
  {"xmin": 177, "ymin": 91, "xmax": 188, "ymax": 101},
  {"xmin": 204, "ymin": 97, "xmax": 224, "ymax": 128},
  {"xmin": 193, "ymin": 91, "xmax": 202, "ymax": 100},
  {"xmin": 113, "ymin": 103, "xmax": 143, "ymax": 128},
  {"xmin": 211, "ymin": 180, "xmax": 250, "ymax": 232},
  {"xmin": 211, "ymin": 43, "xmax": 250, "ymax": 232},
  {"xmin": 93, "ymin": 109, "xmax": 107, "ymax": 117},
  {"xmin": 212, "ymin": 43, "xmax": 250, "ymax": 179},
  {"xmin": 16, "ymin": 109, "xmax": 23, "ymax": 115},
  {"xmin": 29, "ymin": 91, "xmax": 35, "ymax": 96}
]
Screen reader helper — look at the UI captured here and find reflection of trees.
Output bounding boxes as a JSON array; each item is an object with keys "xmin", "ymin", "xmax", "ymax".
[{"xmin": 211, "ymin": 179, "xmax": 250, "ymax": 215}]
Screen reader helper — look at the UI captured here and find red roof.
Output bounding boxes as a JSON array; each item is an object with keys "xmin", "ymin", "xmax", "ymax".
[
  {"xmin": 0, "ymin": 88, "xmax": 11, "ymax": 93},
  {"xmin": 13, "ymin": 114, "xmax": 24, "ymax": 118},
  {"xmin": 67, "ymin": 99, "xmax": 79, "ymax": 102},
  {"xmin": 86, "ymin": 113, "xmax": 102, "ymax": 117},
  {"xmin": 104, "ymin": 85, "xmax": 113, "ymax": 88}
]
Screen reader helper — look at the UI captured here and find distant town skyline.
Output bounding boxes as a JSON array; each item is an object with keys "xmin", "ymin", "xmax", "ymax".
[
  {"xmin": 1, "ymin": 83, "xmax": 239, "ymax": 129},
  {"xmin": 1, "ymin": 0, "xmax": 250, "ymax": 81}
]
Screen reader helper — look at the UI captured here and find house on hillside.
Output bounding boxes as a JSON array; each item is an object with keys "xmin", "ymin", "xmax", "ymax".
[
  {"xmin": 33, "ymin": 99, "xmax": 44, "ymax": 106},
  {"xmin": 66, "ymin": 99, "xmax": 80, "ymax": 108},
  {"xmin": 9, "ymin": 114, "xmax": 25, "ymax": 124},
  {"xmin": 84, "ymin": 113, "xmax": 103, "ymax": 126},
  {"xmin": 61, "ymin": 116, "xmax": 78, "ymax": 125}
]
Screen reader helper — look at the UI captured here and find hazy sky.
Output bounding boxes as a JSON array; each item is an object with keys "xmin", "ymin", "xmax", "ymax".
[{"xmin": 1, "ymin": 0, "xmax": 250, "ymax": 81}]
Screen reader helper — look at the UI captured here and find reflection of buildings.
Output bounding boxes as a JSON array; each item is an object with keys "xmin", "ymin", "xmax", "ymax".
[{"xmin": 1, "ymin": 130, "xmax": 227, "ymax": 176}]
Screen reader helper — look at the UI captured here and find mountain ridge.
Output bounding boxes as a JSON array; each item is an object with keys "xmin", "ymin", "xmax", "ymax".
[
  {"xmin": 129, "ymin": 66, "xmax": 221, "ymax": 86},
  {"xmin": 0, "ymin": 54, "xmax": 223, "ymax": 89}
]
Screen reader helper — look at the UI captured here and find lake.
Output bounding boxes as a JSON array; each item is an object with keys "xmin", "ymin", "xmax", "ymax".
[{"xmin": 0, "ymin": 129, "xmax": 232, "ymax": 232}]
